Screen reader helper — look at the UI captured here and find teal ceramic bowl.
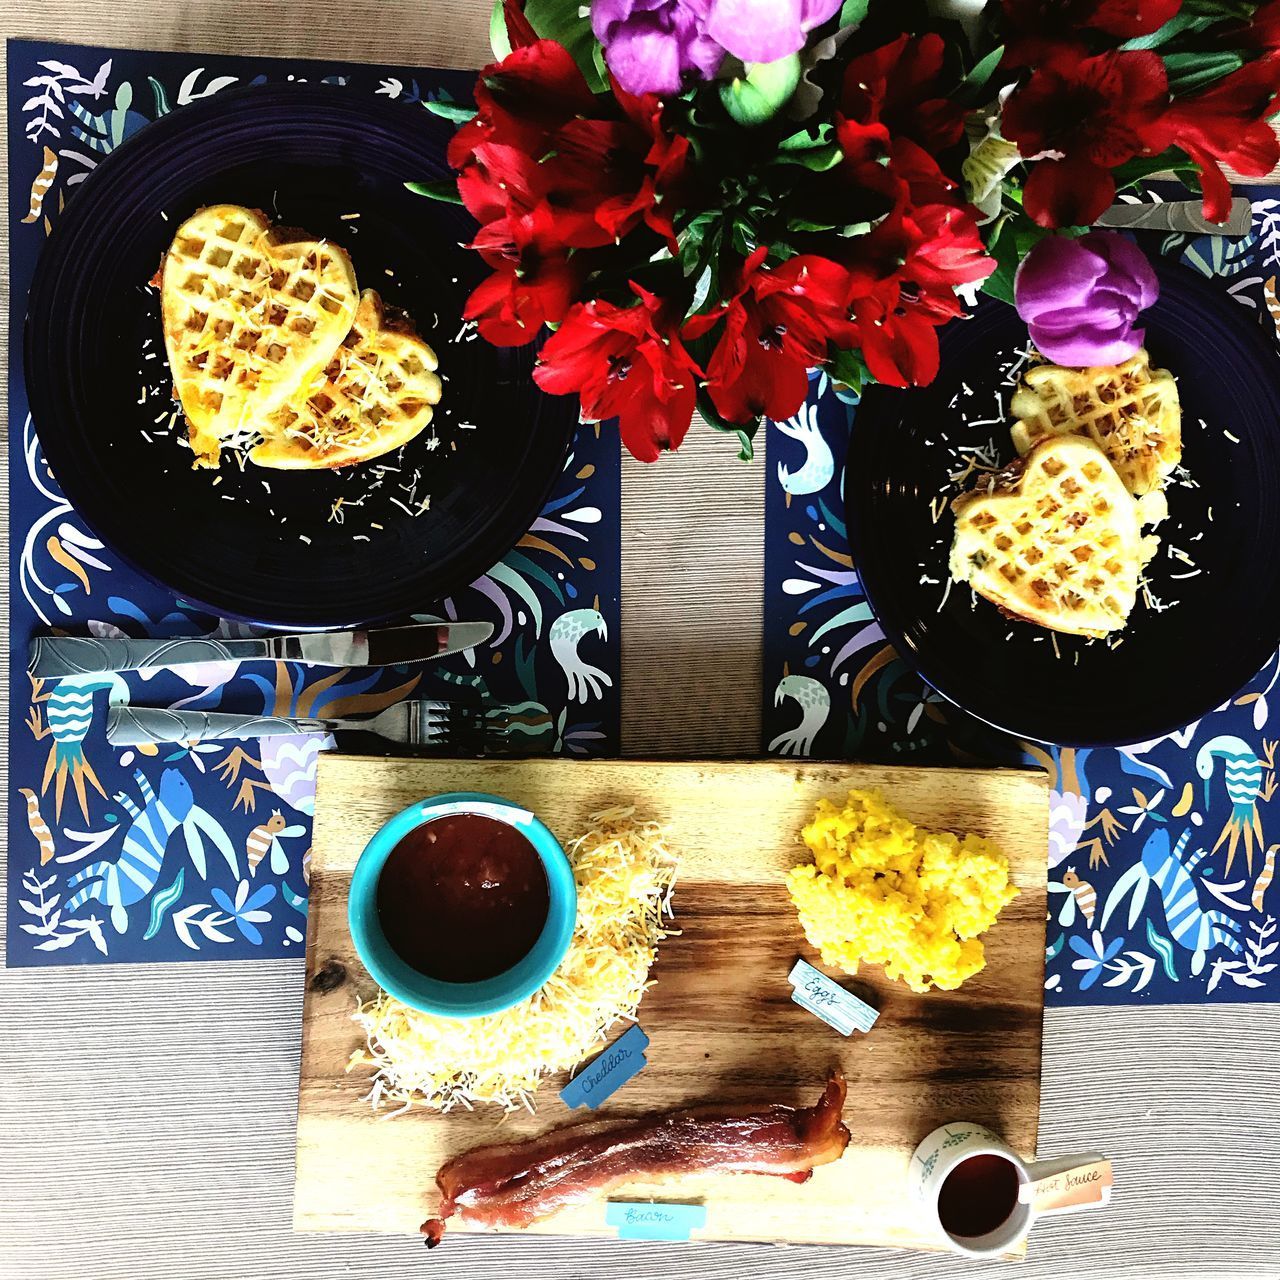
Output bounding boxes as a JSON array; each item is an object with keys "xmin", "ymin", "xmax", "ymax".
[{"xmin": 347, "ymin": 791, "xmax": 576, "ymax": 1018}]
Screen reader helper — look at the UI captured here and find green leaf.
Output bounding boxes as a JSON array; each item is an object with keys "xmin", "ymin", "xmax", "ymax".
[
  {"xmin": 524, "ymin": 0, "xmax": 610, "ymax": 93},
  {"xmin": 838, "ymin": 0, "xmax": 870, "ymax": 26},
  {"xmin": 1164, "ymin": 50, "xmax": 1245, "ymax": 97},
  {"xmin": 687, "ymin": 265, "xmax": 713, "ymax": 316},
  {"xmin": 779, "ymin": 122, "xmax": 835, "ymax": 152},
  {"xmin": 405, "ymin": 179, "xmax": 463, "ymax": 204},
  {"xmin": 773, "ymin": 143, "xmax": 843, "ymax": 171},
  {"xmin": 1110, "ymin": 148, "xmax": 1201, "ymax": 190},
  {"xmin": 787, "ymin": 216, "xmax": 872, "ymax": 236},
  {"xmin": 696, "ymin": 388, "xmax": 759, "ymax": 461},
  {"xmin": 678, "ymin": 210, "xmax": 720, "ymax": 278},
  {"xmin": 729, "ymin": 218, "xmax": 759, "ymax": 256},
  {"xmin": 980, "ymin": 216, "xmax": 1021, "ymax": 305},
  {"xmin": 827, "ymin": 346, "xmax": 868, "ymax": 398},
  {"xmin": 424, "ymin": 98, "xmax": 477, "ymax": 124},
  {"xmin": 720, "ymin": 54, "xmax": 802, "ymax": 126},
  {"xmin": 1120, "ymin": 12, "xmax": 1218, "ymax": 49},
  {"xmin": 955, "ymin": 46, "xmax": 1006, "ymax": 106},
  {"xmin": 1181, "ymin": 0, "xmax": 1252, "ymax": 17},
  {"xmin": 489, "ymin": 0, "xmax": 512, "ymax": 60}
]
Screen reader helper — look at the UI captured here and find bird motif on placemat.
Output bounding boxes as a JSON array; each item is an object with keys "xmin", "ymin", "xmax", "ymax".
[
  {"xmin": 1195, "ymin": 734, "xmax": 1275, "ymax": 875},
  {"xmin": 768, "ymin": 672, "xmax": 830, "ymax": 757},
  {"xmin": 26, "ymin": 674, "xmax": 126, "ymax": 821},
  {"xmin": 776, "ymin": 402, "xmax": 834, "ymax": 506},
  {"xmin": 550, "ymin": 606, "xmax": 612, "ymax": 703}
]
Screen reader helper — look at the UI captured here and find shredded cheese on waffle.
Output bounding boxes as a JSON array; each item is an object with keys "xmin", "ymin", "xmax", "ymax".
[{"xmin": 349, "ymin": 808, "xmax": 678, "ymax": 1115}]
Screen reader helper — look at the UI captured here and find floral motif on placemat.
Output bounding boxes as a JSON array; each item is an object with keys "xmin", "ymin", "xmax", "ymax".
[
  {"xmin": 5, "ymin": 41, "xmax": 621, "ymax": 967},
  {"xmin": 762, "ymin": 193, "xmax": 1280, "ymax": 1006}
]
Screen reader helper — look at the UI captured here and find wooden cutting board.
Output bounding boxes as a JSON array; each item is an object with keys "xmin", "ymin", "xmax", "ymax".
[{"xmin": 295, "ymin": 756, "xmax": 1048, "ymax": 1253}]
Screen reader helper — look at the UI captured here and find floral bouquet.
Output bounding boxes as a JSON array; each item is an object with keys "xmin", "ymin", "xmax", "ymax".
[{"xmin": 418, "ymin": 0, "xmax": 1280, "ymax": 461}]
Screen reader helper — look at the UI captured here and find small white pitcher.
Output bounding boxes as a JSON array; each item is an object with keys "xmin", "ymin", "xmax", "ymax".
[{"xmin": 909, "ymin": 1122, "xmax": 1112, "ymax": 1258}]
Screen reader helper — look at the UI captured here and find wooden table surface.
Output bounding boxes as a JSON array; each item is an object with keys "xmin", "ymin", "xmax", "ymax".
[{"xmin": 0, "ymin": 5, "xmax": 1277, "ymax": 1279}]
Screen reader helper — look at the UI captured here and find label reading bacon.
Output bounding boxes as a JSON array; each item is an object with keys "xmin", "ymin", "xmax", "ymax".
[{"xmin": 605, "ymin": 1201, "xmax": 707, "ymax": 1241}]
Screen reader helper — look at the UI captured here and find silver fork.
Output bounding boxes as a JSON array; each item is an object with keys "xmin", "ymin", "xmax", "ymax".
[{"xmin": 105, "ymin": 701, "xmax": 489, "ymax": 749}]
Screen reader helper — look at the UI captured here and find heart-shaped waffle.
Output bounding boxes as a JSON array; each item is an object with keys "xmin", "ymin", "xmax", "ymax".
[
  {"xmin": 949, "ymin": 436, "xmax": 1159, "ymax": 638},
  {"xmin": 160, "ymin": 204, "xmax": 359, "ymax": 467},
  {"xmin": 1009, "ymin": 349, "xmax": 1181, "ymax": 497},
  {"xmin": 250, "ymin": 290, "xmax": 443, "ymax": 469}
]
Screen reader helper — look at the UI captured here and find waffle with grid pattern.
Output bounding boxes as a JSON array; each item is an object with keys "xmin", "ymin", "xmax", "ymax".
[
  {"xmin": 159, "ymin": 204, "xmax": 359, "ymax": 467},
  {"xmin": 250, "ymin": 289, "xmax": 442, "ymax": 469},
  {"xmin": 949, "ymin": 436, "xmax": 1159, "ymax": 638},
  {"xmin": 1009, "ymin": 350, "xmax": 1181, "ymax": 497}
]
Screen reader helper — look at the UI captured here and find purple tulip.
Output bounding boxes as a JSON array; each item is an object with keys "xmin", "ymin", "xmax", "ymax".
[
  {"xmin": 703, "ymin": 0, "xmax": 844, "ymax": 65},
  {"xmin": 1014, "ymin": 232, "xmax": 1159, "ymax": 368},
  {"xmin": 592, "ymin": 0, "xmax": 725, "ymax": 97},
  {"xmin": 592, "ymin": 0, "xmax": 843, "ymax": 97}
]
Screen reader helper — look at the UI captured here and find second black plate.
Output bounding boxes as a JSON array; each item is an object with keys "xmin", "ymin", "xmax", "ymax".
[{"xmin": 845, "ymin": 260, "xmax": 1280, "ymax": 746}]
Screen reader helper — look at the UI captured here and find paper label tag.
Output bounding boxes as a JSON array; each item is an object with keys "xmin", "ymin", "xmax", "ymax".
[
  {"xmin": 560, "ymin": 1024, "xmax": 649, "ymax": 1109},
  {"xmin": 606, "ymin": 1201, "xmax": 707, "ymax": 1241},
  {"xmin": 1021, "ymin": 1160, "xmax": 1114, "ymax": 1213},
  {"xmin": 788, "ymin": 958, "xmax": 878, "ymax": 1036}
]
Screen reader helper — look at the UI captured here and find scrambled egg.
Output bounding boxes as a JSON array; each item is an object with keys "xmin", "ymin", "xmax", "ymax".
[{"xmin": 785, "ymin": 789, "xmax": 1018, "ymax": 994}]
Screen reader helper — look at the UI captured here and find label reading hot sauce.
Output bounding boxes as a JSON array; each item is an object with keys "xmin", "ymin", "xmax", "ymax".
[
  {"xmin": 1021, "ymin": 1160, "xmax": 1114, "ymax": 1214},
  {"xmin": 376, "ymin": 813, "xmax": 549, "ymax": 983}
]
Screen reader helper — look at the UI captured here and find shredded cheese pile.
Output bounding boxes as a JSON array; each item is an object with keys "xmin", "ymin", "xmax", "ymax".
[{"xmin": 349, "ymin": 807, "xmax": 677, "ymax": 1115}]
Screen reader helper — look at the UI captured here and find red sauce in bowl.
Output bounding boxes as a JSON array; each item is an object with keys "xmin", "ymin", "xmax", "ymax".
[{"xmin": 375, "ymin": 812, "xmax": 550, "ymax": 984}]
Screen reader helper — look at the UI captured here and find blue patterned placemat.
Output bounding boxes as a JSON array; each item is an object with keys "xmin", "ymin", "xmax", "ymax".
[
  {"xmin": 763, "ymin": 194, "xmax": 1280, "ymax": 1006},
  {"xmin": 6, "ymin": 41, "xmax": 621, "ymax": 967}
]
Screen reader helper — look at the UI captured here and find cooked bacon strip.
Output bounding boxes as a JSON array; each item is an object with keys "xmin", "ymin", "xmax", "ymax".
[{"xmin": 421, "ymin": 1072, "xmax": 849, "ymax": 1246}]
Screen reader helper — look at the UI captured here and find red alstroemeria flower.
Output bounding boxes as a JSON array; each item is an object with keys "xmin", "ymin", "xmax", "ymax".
[
  {"xmin": 1002, "ymin": 50, "xmax": 1169, "ymax": 227},
  {"xmin": 833, "ymin": 207, "xmax": 991, "ymax": 387},
  {"xmin": 464, "ymin": 256, "xmax": 579, "ymax": 346},
  {"xmin": 448, "ymin": 40, "xmax": 596, "ymax": 169},
  {"xmin": 461, "ymin": 140, "xmax": 607, "ymax": 254},
  {"xmin": 688, "ymin": 248, "xmax": 850, "ymax": 423},
  {"xmin": 848, "ymin": 288, "xmax": 961, "ymax": 387},
  {"xmin": 533, "ymin": 284, "xmax": 702, "ymax": 461},
  {"xmin": 834, "ymin": 34, "xmax": 968, "ymax": 229},
  {"xmin": 463, "ymin": 207, "xmax": 581, "ymax": 346},
  {"xmin": 451, "ymin": 42, "xmax": 691, "ymax": 261},
  {"xmin": 1000, "ymin": 0, "xmax": 1181, "ymax": 67},
  {"xmin": 1144, "ymin": 55, "xmax": 1280, "ymax": 222},
  {"xmin": 839, "ymin": 205, "xmax": 990, "ymax": 299},
  {"xmin": 552, "ymin": 110, "xmax": 686, "ymax": 250},
  {"xmin": 840, "ymin": 34, "xmax": 966, "ymax": 157},
  {"xmin": 613, "ymin": 83, "xmax": 692, "ymax": 248}
]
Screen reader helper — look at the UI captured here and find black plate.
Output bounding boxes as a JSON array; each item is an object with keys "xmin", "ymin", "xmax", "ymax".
[
  {"xmin": 25, "ymin": 84, "xmax": 578, "ymax": 628},
  {"xmin": 845, "ymin": 260, "xmax": 1280, "ymax": 746}
]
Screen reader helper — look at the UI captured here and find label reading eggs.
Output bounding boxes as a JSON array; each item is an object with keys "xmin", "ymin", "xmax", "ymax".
[{"xmin": 789, "ymin": 958, "xmax": 878, "ymax": 1036}]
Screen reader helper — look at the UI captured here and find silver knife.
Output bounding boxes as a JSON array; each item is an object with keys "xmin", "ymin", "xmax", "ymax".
[
  {"xmin": 28, "ymin": 621, "xmax": 494, "ymax": 680},
  {"xmin": 1095, "ymin": 197, "xmax": 1252, "ymax": 236}
]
